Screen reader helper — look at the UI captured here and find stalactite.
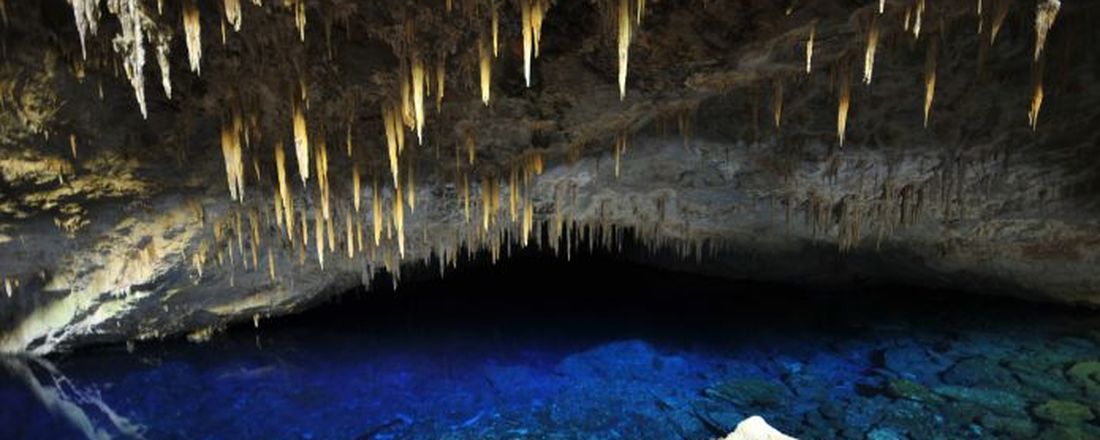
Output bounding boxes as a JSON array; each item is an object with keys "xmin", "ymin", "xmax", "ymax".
[
  {"xmin": 864, "ymin": 17, "xmax": 879, "ymax": 85},
  {"xmin": 977, "ymin": 0, "xmax": 984, "ymax": 34},
  {"xmin": 1029, "ymin": 65, "xmax": 1045, "ymax": 131},
  {"xmin": 153, "ymin": 30, "xmax": 172, "ymax": 99},
  {"xmin": 617, "ymin": 0, "xmax": 632, "ymax": 99},
  {"xmin": 235, "ymin": 212, "xmax": 245, "ymax": 269},
  {"xmin": 275, "ymin": 142, "xmax": 295, "ymax": 242},
  {"xmin": 109, "ymin": 0, "xmax": 148, "ymax": 118},
  {"xmin": 394, "ymin": 186, "xmax": 405, "ymax": 258},
  {"xmin": 183, "ymin": 0, "xmax": 202, "ymax": 74},
  {"xmin": 372, "ymin": 181, "xmax": 382, "ymax": 245},
  {"xmin": 346, "ymin": 211, "xmax": 354, "ymax": 258},
  {"xmin": 68, "ymin": 0, "xmax": 101, "ymax": 59},
  {"xmin": 411, "ymin": 56, "xmax": 426, "ymax": 145},
  {"xmin": 293, "ymin": 98, "xmax": 310, "ymax": 184},
  {"xmin": 522, "ymin": 200, "xmax": 533, "ymax": 246},
  {"xmin": 69, "ymin": 134, "xmax": 78, "ymax": 159},
  {"xmin": 401, "ymin": 68, "xmax": 415, "ymax": 130},
  {"xmin": 837, "ymin": 70, "xmax": 851, "ymax": 146},
  {"xmin": 480, "ymin": 35, "xmax": 492, "ymax": 105},
  {"xmin": 267, "ymin": 247, "xmax": 275, "ymax": 280},
  {"xmin": 991, "ymin": 0, "xmax": 1009, "ymax": 45},
  {"xmin": 481, "ymin": 175, "xmax": 492, "ymax": 232},
  {"xmin": 465, "ymin": 128, "xmax": 476, "ymax": 165},
  {"xmin": 923, "ymin": 40, "xmax": 938, "ymax": 128},
  {"xmin": 492, "ymin": 3, "xmax": 500, "ymax": 57},
  {"xmin": 314, "ymin": 209, "xmax": 324, "ymax": 269},
  {"xmin": 352, "ymin": 165, "xmax": 361, "ymax": 212},
  {"xmin": 879, "ymin": 0, "xmax": 885, "ymax": 14},
  {"xmin": 509, "ymin": 169, "xmax": 518, "ymax": 221},
  {"xmin": 315, "ymin": 131, "xmax": 330, "ymax": 219},
  {"xmin": 220, "ymin": 116, "xmax": 246, "ymax": 201},
  {"xmin": 1034, "ymin": 0, "xmax": 1061, "ymax": 61},
  {"xmin": 293, "ymin": 0, "xmax": 306, "ymax": 42},
  {"xmin": 532, "ymin": 0, "xmax": 548, "ymax": 57},
  {"xmin": 383, "ymin": 103, "xmax": 400, "ymax": 186},
  {"xmin": 463, "ymin": 173, "xmax": 470, "ymax": 223},
  {"xmin": 613, "ymin": 132, "xmax": 627, "ymax": 178},
  {"xmin": 224, "ymin": 0, "xmax": 242, "ymax": 31},
  {"xmin": 522, "ymin": 1, "xmax": 533, "ymax": 87},
  {"xmin": 913, "ymin": 0, "xmax": 925, "ymax": 40},
  {"xmin": 193, "ymin": 241, "xmax": 208, "ymax": 278},
  {"xmin": 326, "ymin": 210, "xmax": 335, "ymax": 252},
  {"xmin": 805, "ymin": 24, "xmax": 815, "ymax": 74},
  {"xmin": 773, "ymin": 80, "xmax": 783, "ymax": 129},
  {"xmin": 355, "ymin": 217, "xmax": 364, "ymax": 254}
]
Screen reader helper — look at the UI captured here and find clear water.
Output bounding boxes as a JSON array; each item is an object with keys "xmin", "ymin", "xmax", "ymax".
[{"xmin": 2, "ymin": 256, "xmax": 1098, "ymax": 439}]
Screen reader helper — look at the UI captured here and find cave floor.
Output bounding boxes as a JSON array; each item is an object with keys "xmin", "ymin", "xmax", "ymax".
[{"xmin": 1, "ymin": 261, "xmax": 1098, "ymax": 440}]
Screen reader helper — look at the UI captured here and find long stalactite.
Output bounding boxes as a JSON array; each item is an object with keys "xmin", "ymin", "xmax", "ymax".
[
  {"xmin": 617, "ymin": 0, "xmax": 632, "ymax": 99},
  {"xmin": 183, "ymin": 0, "xmax": 201, "ymax": 74}
]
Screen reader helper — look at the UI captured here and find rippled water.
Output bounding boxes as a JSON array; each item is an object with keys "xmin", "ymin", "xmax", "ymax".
[{"xmin": 2, "ymin": 256, "xmax": 1098, "ymax": 439}]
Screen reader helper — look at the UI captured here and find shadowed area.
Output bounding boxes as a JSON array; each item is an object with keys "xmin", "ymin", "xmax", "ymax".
[{"xmin": 2, "ymin": 251, "xmax": 1098, "ymax": 439}]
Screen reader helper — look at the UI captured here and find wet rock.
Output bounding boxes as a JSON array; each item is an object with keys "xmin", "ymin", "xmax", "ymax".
[
  {"xmin": 703, "ymin": 379, "xmax": 789, "ymax": 408},
  {"xmin": 931, "ymin": 386, "xmax": 1026, "ymax": 416},
  {"xmin": 979, "ymin": 414, "xmax": 1038, "ymax": 438},
  {"xmin": 1033, "ymin": 400, "xmax": 1095, "ymax": 425},
  {"xmin": 1010, "ymin": 366, "xmax": 1078, "ymax": 400},
  {"xmin": 886, "ymin": 379, "xmax": 943, "ymax": 404},
  {"xmin": 866, "ymin": 426, "xmax": 906, "ymax": 440},
  {"xmin": 660, "ymin": 404, "xmax": 708, "ymax": 440},
  {"xmin": 942, "ymin": 357, "xmax": 1017, "ymax": 389},
  {"xmin": 882, "ymin": 346, "xmax": 945, "ymax": 383},
  {"xmin": 842, "ymin": 396, "xmax": 888, "ymax": 437},
  {"xmin": 1066, "ymin": 361, "xmax": 1100, "ymax": 392},
  {"xmin": 1037, "ymin": 424, "xmax": 1100, "ymax": 440},
  {"xmin": 690, "ymin": 400, "xmax": 744, "ymax": 436},
  {"xmin": 879, "ymin": 399, "xmax": 945, "ymax": 439},
  {"xmin": 784, "ymin": 371, "xmax": 828, "ymax": 402}
]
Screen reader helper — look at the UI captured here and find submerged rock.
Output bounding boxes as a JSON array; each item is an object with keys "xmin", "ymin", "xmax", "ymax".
[
  {"xmin": 886, "ymin": 379, "xmax": 943, "ymax": 404},
  {"xmin": 865, "ymin": 426, "xmax": 906, "ymax": 440},
  {"xmin": 942, "ymin": 357, "xmax": 1018, "ymax": 389},
  {"xmin": 978, "ymin": 414, "xmax": 1039, "ymax": 438},
  {"xmin": 1033, "ymin": 400, "xmax": 1095, "ymax": 425},
  {"xmin": 1066, "ymin": 361, "xmax": 1100, "ymax": 392},
  {"xmin": 704, "ymin": 379, "xmax": 790, "ymax": 408},
  {"xmin": 931, "ymin": 386, "xmax": 1026, "ymax": 416}
]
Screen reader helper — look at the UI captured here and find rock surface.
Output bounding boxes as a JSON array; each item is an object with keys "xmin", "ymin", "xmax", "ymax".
[{"xmin": 0, "ymin": 0, "xmax": 1099, "ymax": 353}]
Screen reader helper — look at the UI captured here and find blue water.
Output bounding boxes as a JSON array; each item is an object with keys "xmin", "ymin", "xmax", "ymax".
[{"xmin": 2, "ymin": 259, "xmax": 1098, "ymax": 439}]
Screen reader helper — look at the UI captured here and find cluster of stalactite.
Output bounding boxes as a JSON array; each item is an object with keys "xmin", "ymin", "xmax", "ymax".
[
  {"xmin": 60, "ymin": 0, "xmax": 1063, "ymax": 153},
  {"xmin": 44, "ymin": 0, "xmax": 1068, "ymax": 284}
]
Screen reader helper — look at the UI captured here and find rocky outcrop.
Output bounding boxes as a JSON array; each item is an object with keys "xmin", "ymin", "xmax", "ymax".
[{"xmin": 1, "ymin": 0, "xmax": 1099, "ymax": 353}]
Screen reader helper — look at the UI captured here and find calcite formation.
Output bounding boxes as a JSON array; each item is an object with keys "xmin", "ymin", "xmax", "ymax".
[{"xmin": 0, "ymin": 0, "xmax": 1098, "ymax": 354}]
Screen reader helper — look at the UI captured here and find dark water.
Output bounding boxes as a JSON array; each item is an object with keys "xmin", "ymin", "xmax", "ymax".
[{"xmin": 1, "ymin": 253, "xmax": 1098, "ymax": 439}]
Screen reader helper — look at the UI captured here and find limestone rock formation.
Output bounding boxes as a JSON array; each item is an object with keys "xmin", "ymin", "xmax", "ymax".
[{"xmin": 0, "ymin": 0, "xmax": 1098, "ymax": 354}]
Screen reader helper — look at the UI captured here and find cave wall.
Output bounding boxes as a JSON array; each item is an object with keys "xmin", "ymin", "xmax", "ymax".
[{"xmin": 0, "ymin": 0, "xmax": 1098, "ymax": 354}]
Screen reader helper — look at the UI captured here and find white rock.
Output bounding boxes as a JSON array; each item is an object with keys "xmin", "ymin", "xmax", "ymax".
[{"xmin": 722, "ymin": 416, "xmax": 797, "ymax": 440}]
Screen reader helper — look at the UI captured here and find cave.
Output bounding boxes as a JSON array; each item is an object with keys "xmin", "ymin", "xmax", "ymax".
[{"xmin": 1, "ymin": 0, "xmax": 1098, "ymax": 438}]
